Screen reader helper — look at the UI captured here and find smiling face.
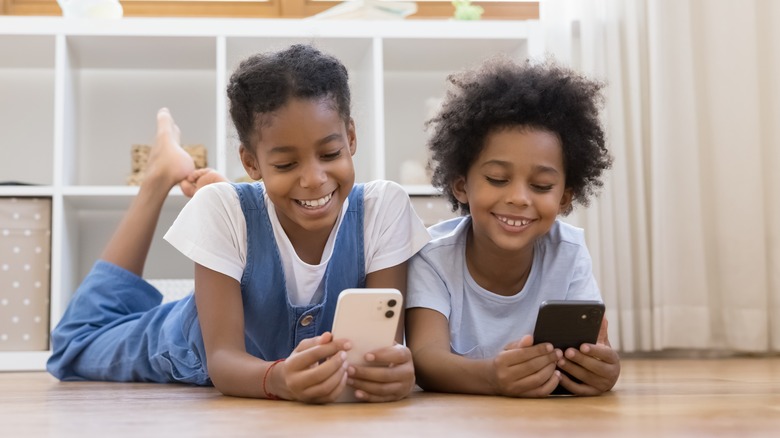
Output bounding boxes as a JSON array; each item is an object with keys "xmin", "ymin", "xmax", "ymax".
[
  {"xmin": 452, "ymin": 126, "xmax": 572, "ymax": 257},
  {"xmin": 240, "ymin": 97, "xmax": 356, "ymax": 239}
]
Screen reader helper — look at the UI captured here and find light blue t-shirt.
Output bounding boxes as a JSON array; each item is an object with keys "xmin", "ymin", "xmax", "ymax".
[{"xmin": 406, "ymin": 216, "xmax": 602, "ymax": 359}]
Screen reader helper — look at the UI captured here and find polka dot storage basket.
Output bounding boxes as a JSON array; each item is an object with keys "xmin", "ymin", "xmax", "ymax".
[{"xmin": 0, "ymin": 197, "xmax": 51, "ymax": 351}]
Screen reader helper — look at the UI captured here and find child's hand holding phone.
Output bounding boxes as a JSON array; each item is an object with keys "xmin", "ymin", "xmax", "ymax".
[
  {"xmin": 331, "ymin": 289, "xmax": 414, "ymax": 402},
  {"xmin": 345, "ymin": 343, "xmax": 416, "ymax": 402},
  {"xmin": 555, "ymin": 317, "xmax": 620, "ymax": 396},
  {"xmin": 492, "ymin": 334, "xmax": 562, "ymax": 397},
  {"xmin": 271, "ymin": 332, "xmax": 351, "ymax": 404}
]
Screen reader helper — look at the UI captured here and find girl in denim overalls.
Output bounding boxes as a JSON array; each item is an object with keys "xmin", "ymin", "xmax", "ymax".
[{"xmin": 47, "ymin": 44, "xmax": 431, "ymax": 404}]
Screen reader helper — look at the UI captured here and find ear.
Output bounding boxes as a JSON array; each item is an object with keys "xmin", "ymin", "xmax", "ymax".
[
  {"xmin": 559, "ymin": 188, "xmax": 574, "ymax": 214},
  {"xmin": 347, "ymin": 118, "xmax": 357, "ymax": 156},
  {"xmin": 239, "ymin": 145, "xmax": 262, "ymax": 181},
  {"xmin": 451, "ymin": 176, "xmax": 469, "ymax": 206}
]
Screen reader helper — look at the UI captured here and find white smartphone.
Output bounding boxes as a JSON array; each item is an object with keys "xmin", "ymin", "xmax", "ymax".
[{"xmin": 330, "ymin": 288, "xmax": 403, "ymax": 402}]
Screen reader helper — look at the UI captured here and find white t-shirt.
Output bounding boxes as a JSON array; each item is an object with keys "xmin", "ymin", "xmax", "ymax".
[
  {"xmin": 406, "ymin": 216, "xmax": 602, "ymax": 359},
  {"xmin": 164, "ymin": 180, "xmax": 431, "ymax": 306}
]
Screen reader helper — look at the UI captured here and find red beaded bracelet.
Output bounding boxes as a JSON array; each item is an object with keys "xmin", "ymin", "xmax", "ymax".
[{"xmin": 262, "ymin": 359, "xmax": 285, "ymax": 400}]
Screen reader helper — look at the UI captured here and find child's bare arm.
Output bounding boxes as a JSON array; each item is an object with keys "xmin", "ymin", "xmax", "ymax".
[
  {"xmin": 406, "ymin": 307, "xmax": 561, "ymax": 397},
  {"xmin": 194, "ymin": 263, "xmax": 349, "ymax": 402},
  {"xmin": 555, "ymin": 317, "xmax": 620, "ymax": 395}
]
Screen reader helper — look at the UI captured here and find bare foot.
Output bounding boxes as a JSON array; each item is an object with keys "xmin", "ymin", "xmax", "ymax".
[
  {"xmin": 180, "ymin": 168, "xmax": 229, "ymax": 198},
  {"xmin": 144, "ymin": 108, "xmax": 196, "ymax": 189}
]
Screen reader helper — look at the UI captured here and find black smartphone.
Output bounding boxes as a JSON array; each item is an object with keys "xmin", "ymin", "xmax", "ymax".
[{"xmin": 533, "ymin": 300, "xmax": 605, "ymax": 395}]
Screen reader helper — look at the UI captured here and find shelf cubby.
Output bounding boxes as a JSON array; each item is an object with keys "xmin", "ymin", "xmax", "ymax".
[{"xmin": 0, "ymin": 35, "xmax": 57, "ymax": 188}]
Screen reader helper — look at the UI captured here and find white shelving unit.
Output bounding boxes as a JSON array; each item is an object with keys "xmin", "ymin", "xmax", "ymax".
[{"xmin": 0, "ymin": 16, "xmax": 541, "ymax": 371}]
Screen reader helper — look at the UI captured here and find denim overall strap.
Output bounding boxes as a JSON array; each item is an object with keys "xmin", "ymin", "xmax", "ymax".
[{"xmin": 233, "ymin": 182, "xmax": 365, "ymax": 361}]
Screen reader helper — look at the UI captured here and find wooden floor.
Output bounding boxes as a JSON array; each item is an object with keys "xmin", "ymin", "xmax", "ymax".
[{"xmin": 1, "ymin": 357, "xmax": 779, "ymax": 437}]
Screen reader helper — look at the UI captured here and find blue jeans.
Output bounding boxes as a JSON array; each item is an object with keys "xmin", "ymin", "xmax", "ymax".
[{"xmin": 47, "ymin": 260, "xmax": 210, "ymax": 385}]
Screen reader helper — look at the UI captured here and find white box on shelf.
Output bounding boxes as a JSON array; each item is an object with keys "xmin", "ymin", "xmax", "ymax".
[{"xmin": 0, "ymin": 197, "xmax": 52, "ymax": 352}]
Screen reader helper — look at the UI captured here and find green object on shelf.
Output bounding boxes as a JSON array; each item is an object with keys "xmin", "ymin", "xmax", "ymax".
[{"xmin": 453, "ymin": 0, "xmax": 484, "ymax": 21}]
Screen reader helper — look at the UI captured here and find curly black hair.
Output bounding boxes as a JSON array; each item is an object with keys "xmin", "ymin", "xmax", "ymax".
[
  {"xmin": 226, "ymin": 44, "xmax": 351, "ymax": 151},
  {"xmin": 427, "ymin": 56, "xmax": 612, "ymax": 215}
]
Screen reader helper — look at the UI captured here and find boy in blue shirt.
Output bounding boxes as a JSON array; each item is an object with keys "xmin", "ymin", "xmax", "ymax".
[{"xmin": 406, "ymin": 57, "xmax": 620, "ymax": 397}]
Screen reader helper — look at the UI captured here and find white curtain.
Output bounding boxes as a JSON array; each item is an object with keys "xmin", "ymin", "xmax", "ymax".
[{"xmin": 540, "ymin": 0, "xmax": 780, "ymax": 352}]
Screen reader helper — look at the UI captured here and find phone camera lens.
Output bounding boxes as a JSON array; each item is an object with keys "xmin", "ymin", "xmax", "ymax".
[
  {"xmin": 387, "ymin": 299, "xmax": 397, "ymax": 308},
  {"xmin": 385, "ymin": 310, "xmax": 395, "ymax": 318}
]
